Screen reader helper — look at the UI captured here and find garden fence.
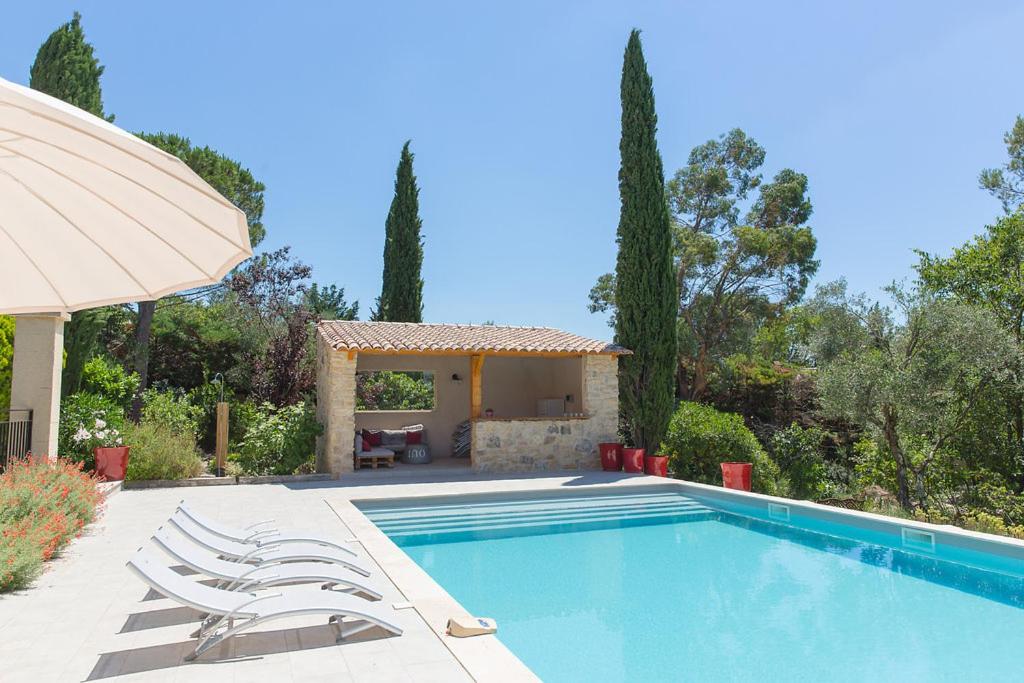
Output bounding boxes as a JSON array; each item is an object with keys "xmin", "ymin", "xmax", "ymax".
[{"xmin": 0, "ymin": 409, "xmax": 32, "ymax": 471}]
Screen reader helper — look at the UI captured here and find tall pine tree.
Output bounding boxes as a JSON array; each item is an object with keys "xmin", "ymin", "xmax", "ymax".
[
  {"xmin": 614, "ymin": 30, "xmax": 677, "ymax": 451},
  {"xmin": 30, "ymin": 12, "xmax": 113, "ymax": 396},
  {"xmin": 375, "ymin": 141, "xmax": 424, "ymax": 322}
]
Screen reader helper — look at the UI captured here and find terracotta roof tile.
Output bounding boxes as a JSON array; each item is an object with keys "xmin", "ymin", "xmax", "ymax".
[{"xmin": 317, "ymin": 321, "xmax": 630, "ymax": 355}]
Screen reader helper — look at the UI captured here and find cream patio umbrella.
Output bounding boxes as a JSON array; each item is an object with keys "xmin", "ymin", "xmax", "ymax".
[{"xmin": 0, "ymin": 75, "xmax": 253, "ymax": 456}]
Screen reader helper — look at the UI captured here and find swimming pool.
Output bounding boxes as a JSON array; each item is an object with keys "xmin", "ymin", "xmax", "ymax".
[{"xmin": 358, "ymin": 487, "xmax": 1024, "ymax": 681}]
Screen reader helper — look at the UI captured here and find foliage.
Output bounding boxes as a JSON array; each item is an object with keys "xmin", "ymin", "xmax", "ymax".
[
  {"xmin": 146, "ymin": 298, "xmax": 242, "ymax": 391},
  {"xmin": 29, "ymin": 12, "xmax": 110, "ymax": 120},
  {"xmin": 80, "ymin": 356, "xmax": 140, "ymax": 411},
  {"xmin": 591, "ymin": 128, "xmax": 818, "ymax": 402},
  {"xmin": 124, "ymin": 419, "xmax": 204, "ymax": 481},
  {"xmin": 375, "ymin": 141, "xmax": 425, "ymax": 323},
  {"xmin": 612, "ymin": 30, "xmax": 677, "ymax": 451},
  {"xmin": 228, "ymin": 248, "xmax": 317, "ymax": 406},
  {"xmin": 811, "ymin": 281, "xmax": 1020, "ymax": 509},
  {"xmin": 58, "ymin": 393, "xmax": 126, "ymax": 470},
  {"xmin": 356, "ymin": 371, "xmax": 434, "ymax": 410},
  {"xmin": 979, "ymin": 116, "xmax": 1024, "ymax": 213},
  {"xmin": 140, "ymin": 388, "xmax": 202, "ymax": 440},
  {"xmin": 304, "ymin": 283, "xmax": 359, "ymax": 320},
  {"xmin": 916, "ymin": 210, "xmax": 1024, "ymax": 487},
  {"xmin": 769, "ymin": 423, "xmax": 828, "ymax": 499},
  {"xmin": 137, "ymin": 133, "xmax": 266, "ymax": 247},
  {"xmin": 0, "ymin": 458, "xmax": 102, "ymax": 592},
  {"xmin": 661, "ymin": 401, "xmax": 785, "ymax": 495},
  {"xmin": 231, "ymin": 400, "xmax": 322, "ymax": 475},
  {"xmin": 0, "ymin": 315, "xmax": 13, "ymax": 411}
]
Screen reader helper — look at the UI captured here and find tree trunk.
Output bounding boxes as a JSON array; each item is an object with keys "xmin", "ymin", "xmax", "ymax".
[
  {"xmin": 882, "ymin": 411, "xmax": 912, "ymax": 510},
  {"xmin": 690, "ymin": 346, "xmax": 709, "ymax": 401},
  {"xmin": 129, "ymin": 300, "xmax": 156, "ymax": 422}
]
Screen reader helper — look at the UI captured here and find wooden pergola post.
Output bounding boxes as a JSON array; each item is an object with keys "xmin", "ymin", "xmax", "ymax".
[{"xmin": 470, "ymin": 354, "xmax": 485, "ymax": 418}]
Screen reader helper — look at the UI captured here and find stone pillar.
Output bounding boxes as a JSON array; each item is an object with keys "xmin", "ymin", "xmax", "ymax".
[
  {"xmin": 315, "ymin": 334, "xmax": 357, "ymax": 475},
  {"xmin": 10, "ymin": 313, "xmax": 69, "ymax": 457}
]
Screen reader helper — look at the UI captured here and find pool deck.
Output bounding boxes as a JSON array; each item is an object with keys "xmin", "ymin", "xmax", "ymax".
[{"xmin": 0, "ymin": 468, "xmax": 662, "ymax": 682}]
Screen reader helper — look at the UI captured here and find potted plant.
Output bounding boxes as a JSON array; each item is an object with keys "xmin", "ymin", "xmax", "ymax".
[
  {"xmin": 720, "ymin": 461, "xmax": 752, "ymax": 491},
  {"xmin": 71, "ymin": 414, "xmax": 129, "ymax": 481},
  {"xmin": 622, "ymin": 446, "xmax": 645, "ymax": 473},
  {"xmin": 644, "ymin": 453, "xmax": 669, "ymax": 477},
  {"xmin": 598, "ymin": 442, "xmax": 623, "ymax": 471}
]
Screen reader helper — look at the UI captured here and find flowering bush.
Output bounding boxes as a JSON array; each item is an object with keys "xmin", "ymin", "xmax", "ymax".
[
  {"xmin": 58, "ymin": 393, "xmax": 127, "ymax": 470},
  {"xmin": 0, "ymin": 458, "xmax": 102, "ymax": 592}
]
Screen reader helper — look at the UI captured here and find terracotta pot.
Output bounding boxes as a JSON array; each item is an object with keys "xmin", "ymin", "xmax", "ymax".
[
  {"xmin": 598, "ymin": 442, "xmax": 623, "ymax": 471},
  {"xmin": 644, "ymin": 455, "xmax": 668, "ymax": 477},
  {"xmin": 622, "ymin": 447, "xmax": 645, "ymax": 473},
  {"xmin": 94, "ymin": 446, "xmax": 130, "ymax": 481},
  {"xmin": 720, "ymin": 461, "xmax": 752, "ymax": 491}
]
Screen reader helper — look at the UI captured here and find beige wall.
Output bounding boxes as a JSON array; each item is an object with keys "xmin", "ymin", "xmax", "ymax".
[
  {"xmin": 481, "ymin": 356, "xmax": 584, "ymax": 418},
  {"xmin": 10, "ymin": 313, "xmax": 69, "ymax": 457},
  {"xmin": 354, "ymin": 354, "xmax": 471, "ymax": 458}
]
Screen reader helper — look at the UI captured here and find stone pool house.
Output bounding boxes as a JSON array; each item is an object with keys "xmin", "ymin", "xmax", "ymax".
[{"xmin": 315, "ymin": 321, "xmax": 630, "ymax": 475}]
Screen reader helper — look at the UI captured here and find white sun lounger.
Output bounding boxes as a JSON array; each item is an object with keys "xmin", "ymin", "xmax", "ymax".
[
  {"xmin": 176, "ymin": 501, "xmax": 357, "ymax": 555},
  {"xmin": 151, "ymin": 526, "xmax": 382, "ymax": 599},
  {"xmin": 168, "ymin": 513, "xmax": 371, "ymax": 577},
  {"xmin": 126, "ymin": 549, "xmax": 402, "ymax": 661}
]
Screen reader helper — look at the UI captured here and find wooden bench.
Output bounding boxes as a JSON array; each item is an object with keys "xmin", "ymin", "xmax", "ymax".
[{"xmin": 354, "ymin": 451, "xmax": 396, "ymax": 470}]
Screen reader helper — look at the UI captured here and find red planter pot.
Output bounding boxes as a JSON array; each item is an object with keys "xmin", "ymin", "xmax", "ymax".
[
  {"xmin": 599, "ymin": 442, "xmax": 623, "ymax": 471},
  {"xmin": 721, "ymin": 461, "xmax": 752, "ymax": 491},
  {"xmin": 644, "ymin": 455, "xmax": 668, "ymax": 477},
  {"xmin": 622, "ymin": 447, "xmax": 645, "ymax": 473},
  {"xmin": 94, "ymin": 446, "xmax": 130, "ymax": 481}
]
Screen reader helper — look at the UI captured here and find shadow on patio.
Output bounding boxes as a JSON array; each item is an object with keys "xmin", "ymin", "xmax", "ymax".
[{"xmin": 87, "ymin": 622, "xmax": 397, "ymax": 680}]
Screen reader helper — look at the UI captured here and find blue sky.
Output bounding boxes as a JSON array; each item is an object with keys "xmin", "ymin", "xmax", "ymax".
[{"xmin": 3, "ymin": 2, "xmax": 1023, "ymax": 340}]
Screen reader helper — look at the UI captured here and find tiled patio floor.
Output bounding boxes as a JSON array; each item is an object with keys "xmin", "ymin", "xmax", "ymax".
[
  {"xmin": 0, "ymin": 469, "xmax": 648, "ymax": 682},
  {"xmin": 0, "ymin": 482, "xmax": 475, "ymax": 682}
]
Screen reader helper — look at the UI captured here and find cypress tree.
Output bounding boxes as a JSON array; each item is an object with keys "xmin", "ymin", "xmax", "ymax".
[
  {"xmin": 30, "ymin": 12, "xmax": 111, "ymax": 120},
  {"xmin": 30, "ymin": 12, "xmax": 113, "ymax": 395},
  {"xmin": 376, "ymin": 141, "xmax": 425, "ymax": 322},
  {"xmin": 614, "ymin": 30, "xmax": 677, "ymax": 451}
]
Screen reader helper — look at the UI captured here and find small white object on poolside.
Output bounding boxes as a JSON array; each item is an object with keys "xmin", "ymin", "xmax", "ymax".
[{"xmin": 447, "ymin": 616, "xmax": 497, "ymax": 637}]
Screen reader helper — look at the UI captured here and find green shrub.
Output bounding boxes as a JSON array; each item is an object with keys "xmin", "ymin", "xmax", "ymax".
[
  {"xmin": 661, "ymin": 401, "xmax": 786, "ymax": 495},
  {"xmin": 58, "ymin": 393, "xmax": 127, "ymax": 470},
  {"xmin": 231, "ymin": 399, "xmax": 323, "ymax": 476},
  {"xmin": 124, "ymin": 420, "xmax": 204, "ymax": 481},
  {"xmin": 141, "ymin": 388, "xmax": 202, "ymax": 440},
  {"xmin": 80, "ymin": 356, "xmax": 140, "ymax": 411},
  {"xmin": 0, "ymin": 315, "xmax": 13, "ymax": 411},
  {"xmin": 769, "ymin": 423, "xmax": 827, "ymax": 499}
]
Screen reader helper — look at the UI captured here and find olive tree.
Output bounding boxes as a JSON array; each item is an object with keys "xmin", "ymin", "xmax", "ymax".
[{"xmin": 810, "ymin": 281, "xmax": 1020, "ymax": 510}]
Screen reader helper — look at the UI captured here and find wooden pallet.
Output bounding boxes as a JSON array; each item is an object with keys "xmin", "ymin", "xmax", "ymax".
[{"xmin": 354, "ymin": 453, "xmax": 396, "ymax": 470}]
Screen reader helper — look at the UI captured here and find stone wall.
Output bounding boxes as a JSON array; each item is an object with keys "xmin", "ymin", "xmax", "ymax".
[
  {"xmin": 471, "ymin": 354, "xmax": 619, "ymax": 472},
  {"xmin": 315, "ymin": 336, "xmax": 357, "ymax": 474}
]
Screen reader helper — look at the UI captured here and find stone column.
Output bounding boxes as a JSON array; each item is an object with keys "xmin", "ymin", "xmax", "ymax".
[
  {"xmin": 315, "ymin": 334, "xmax": 357, "ymax": 476},
  {"xmin": 10, "ymin": 313, "xmax": 69, "ymax": 457}
]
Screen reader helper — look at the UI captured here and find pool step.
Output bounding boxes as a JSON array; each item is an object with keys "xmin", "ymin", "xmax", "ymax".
[{"xmin": 363, "ymin": 492, "xmax": 714, "ymax": 540}]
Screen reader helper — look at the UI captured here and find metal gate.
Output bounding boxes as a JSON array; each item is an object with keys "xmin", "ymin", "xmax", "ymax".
[{"xmin": 0, "ymin": 409, "xmax": 32, "ymax": 471}]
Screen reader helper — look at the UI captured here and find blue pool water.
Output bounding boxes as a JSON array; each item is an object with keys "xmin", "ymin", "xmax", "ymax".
[{"xmin": 360, "ymin": 491, "xmax": 1024, "ymax": 682}]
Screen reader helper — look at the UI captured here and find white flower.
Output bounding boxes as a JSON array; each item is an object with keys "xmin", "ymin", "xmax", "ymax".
[
  {"xmin": 95, "ymin": 430, "xmax": 108, "ymax": 441},
  {"xmin": 115, "ymin": 437, "xmax": 123, "ymax": 445},
  {"xmin": 94, "ymin": 418, "xmax": 107, "ymax": 430},
  {"xmin": 73, "ymin": 427, "xmax": 91, "ymax": 443}
]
